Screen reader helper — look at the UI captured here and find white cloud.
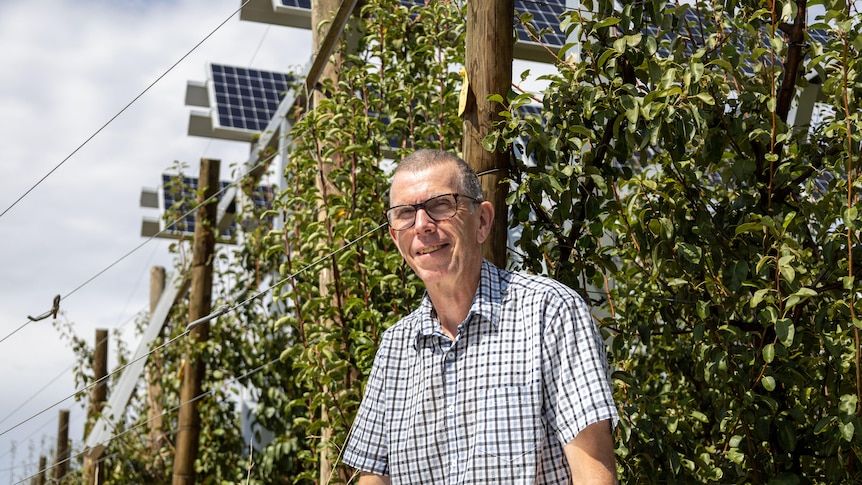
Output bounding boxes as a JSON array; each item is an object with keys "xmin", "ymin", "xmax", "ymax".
[{"xmin": 0, "ymin": 0, "xmax": 310, "ymax": 481}]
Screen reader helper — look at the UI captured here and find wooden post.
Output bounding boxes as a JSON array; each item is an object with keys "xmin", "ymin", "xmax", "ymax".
[
  {"xmin": 84, "ymin": 328, "xmax": 109, "ymax": 484},
  {"xmin": 53, "ymin": 409, "xmax": 70, "ymax": 481},
  {"xmin": 89, "ymin": 329, "xmax": 109, "ymax": 423},
  {"xmin": 172, "ymin": 159, "xmax": 219, "ymax": 485},
  {"xmin": 147, "ymin": 266, "xmax": 167, "ymax": 460},
  {"xmin": 462, "ymin": 0, "xmax": 514, "ymax": 267},
  {"xmin": 32, "ymin": 455, "xmax": 46, "ymax": 485},
  {"xmin": 312, "ymin": 1, "xmax": 342, "ymax": 483}
]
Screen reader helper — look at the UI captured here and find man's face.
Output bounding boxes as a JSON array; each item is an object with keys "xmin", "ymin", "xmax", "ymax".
[{"xmin": 388, "ymin": 162, "xmax": 492, "ymax": 290}]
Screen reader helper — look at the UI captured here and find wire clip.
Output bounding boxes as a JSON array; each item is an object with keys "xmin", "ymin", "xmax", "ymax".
[
  {"xmin": 27, "ymin": 295, "xmax": 61, "ymax": 321},
  {"xmin": 185, "ymin": 304, "xmax": 231, "ymax": 333}
]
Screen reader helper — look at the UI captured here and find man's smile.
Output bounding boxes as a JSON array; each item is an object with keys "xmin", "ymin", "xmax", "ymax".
[{"xmin": 417, "ymin": 244, "xmax": 447, "ymax": 255}]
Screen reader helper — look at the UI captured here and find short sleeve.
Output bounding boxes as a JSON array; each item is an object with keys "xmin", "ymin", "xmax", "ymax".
[
  {"xmin": 342, "ymin": 348, "xmax": 390, "ymax": 475},
  {"xmin": 542, "ymin": 290, "xmax": 618, "ymax": 446}
]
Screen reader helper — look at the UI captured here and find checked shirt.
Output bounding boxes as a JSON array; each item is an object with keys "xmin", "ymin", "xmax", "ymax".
[{"xmin": 343, "ymin": 260, "xmax": 618, "ymax": 484}]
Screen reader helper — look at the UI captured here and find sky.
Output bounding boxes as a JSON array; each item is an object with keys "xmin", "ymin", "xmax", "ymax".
[{"xmin": 0, "ymin": 0, "xmax": 311, "ymax": 482}]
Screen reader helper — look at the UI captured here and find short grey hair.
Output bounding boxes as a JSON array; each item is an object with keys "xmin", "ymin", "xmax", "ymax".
[{"xmin": 391, "ymin": 149, "xmax": 484, "ymax": 202}]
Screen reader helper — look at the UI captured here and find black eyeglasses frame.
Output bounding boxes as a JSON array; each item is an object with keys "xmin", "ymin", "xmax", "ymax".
[{"xmin": 384, "ymin": 193, "xmax": 482, "ymax": 231}]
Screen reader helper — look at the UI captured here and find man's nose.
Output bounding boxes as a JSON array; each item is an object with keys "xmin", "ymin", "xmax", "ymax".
[{"xmin": 413, "ymin": 209, "xmax": 437, "ymax": 232}]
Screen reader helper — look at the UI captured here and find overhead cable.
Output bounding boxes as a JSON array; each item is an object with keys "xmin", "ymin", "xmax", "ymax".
[
  {"xmin": 0, "ymin": 220, "xmax": 386, "ymax": 440},
  {"xmin": 14, "ymin": 356, "xmax": 280, "ymax": 485},
  {"xmin": 0, "ymin": 0, "xmax": 254, "ymax": 222},
  {"xmin": 0, "ymin": 149, "xmax": 278, "ymax": 348}
]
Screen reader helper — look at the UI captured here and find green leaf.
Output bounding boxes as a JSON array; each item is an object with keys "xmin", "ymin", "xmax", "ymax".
[
  {"xmin": 776, "ymin": 319, "xmax": 795, "ymax": 347},
  {"xmin": 690, "ymin": 410, "xmax": 708, "ymax": 423},
  {"xmin": 693, "ymin": 92, "xmax": 714, "ymax": 105},
  {"xmin": 845, "ymin": 207, "xmax": 858, "ymax": 229},
  {"xmin": 666, "ymin": 415, "xmax": 679, "ymax": 433},
  {"xmin": 482, "ymin": 131, "xmax": 500, "ymax": 152},
  {"xmin": 763, "ymin": 343, "xmax": 775, "ymax": 363},
  {"xmin": 677, "ymin": 242, "xmax": 702, "ymax": 264},
  {"xmin": 736, "ymin": 222, "xmax": 763, "ymax": 235},
  {"xmin": 840, "ymin": 421, "xmax": 855, "ymax": 442},
  {"xmin": 762, "ymin": 375, "xmax": 776, "ymax": 391},
  {"xmin": 751, "ymin": 288, "xmax": 770, "ymax": 308},
  {"xmin": 839, "ymin": 394, "xmax": 858, "ymax": 416},
  {"xmin": 594, "ymin": 16, "xmax": 621, "ymax": 29},
  {"xmin": 778, "ymin": 254, "xmax": 795, "ymax": 283},
  {"xmin": 813, "ymin": 417, "xmax": 833, "ymax": 434}
]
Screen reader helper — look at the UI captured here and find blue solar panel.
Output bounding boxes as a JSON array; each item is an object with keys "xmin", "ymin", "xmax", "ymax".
[
  {"xmin": 280, "ymin": 0, "xmax": 311, "ymax": 8},
  {"xmin": 808, "ymin": 28, "xmax": 830, "ymax": 46},
  {"xmin": 519, "ymin": 104, "xmax": 543, "ymax": 118},
  {"xmin": 515, "ymin": 0, "xmax": 566, "ymax": 47},
  {"xmin": 161, "ymin": 174, "xmax": 274, "ymax": 238},
  {"xmin": 644, "ymin": 6, "xmax": 833, "ymax": 77},
  {"xmin": 276, "ymin": 0, "xmax": 567, "ymax": 49},
  {"xmin": 210, "ymin": 64, "xmax": 293, "ymax": 132}
]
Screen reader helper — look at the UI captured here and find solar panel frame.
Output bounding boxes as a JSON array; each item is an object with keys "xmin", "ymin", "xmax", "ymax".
[
  {"xmin": 209, "ymin": 64, "xmax": 293, "ymax": 133},
  {"xmin": 160, "ymin": 174, "xmax": 274, "ymax": 239}
]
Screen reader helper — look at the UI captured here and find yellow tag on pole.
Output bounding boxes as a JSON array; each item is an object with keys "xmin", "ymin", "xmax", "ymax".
[{"xmin": 458, "ymin": 67, "xmax": 469, "ymax": 116}]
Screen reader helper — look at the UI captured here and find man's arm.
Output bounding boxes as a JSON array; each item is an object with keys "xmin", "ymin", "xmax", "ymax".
[
  {"xmin": 563, "ymin": 419, "xmax": 617, "ymax": 485},
  {"xmin": 357, "ymin": 472, "xmax": 390, "ymax": 485}
]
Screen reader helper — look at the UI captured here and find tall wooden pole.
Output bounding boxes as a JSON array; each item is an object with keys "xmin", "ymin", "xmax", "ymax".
[
  {"xmin": 91, "ymin": 329, "xmax": 109, "ymax": 418},
  {"xmin": 312, "ymin": 1, "xmax": 343, "ymax": 483},
  {"xmin": 462, "ymin": 0, "xmax": 514, "ymax": 267},
  {"xmin": 172, "ymin": 159, "xmax": 219, "ymax": 485},
  {"xmin": 147, "ymin": 266, "xmax": 167, "ymax": 461},
  {"xmin": 31, "ymin": 455, "xmax": 46, "ymax": 485},
  {"xmin": 53, "ymin": 409, "xmax": 70, "ymax": 481},
  {"xmin": 84, "ymin": 328, "xmax": 108, "ymax": 484}
]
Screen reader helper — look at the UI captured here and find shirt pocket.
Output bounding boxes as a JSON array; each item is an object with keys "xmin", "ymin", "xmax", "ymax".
[{"xmin": 474, "ymin": 385, "xmax": 541, "ymax": 464}]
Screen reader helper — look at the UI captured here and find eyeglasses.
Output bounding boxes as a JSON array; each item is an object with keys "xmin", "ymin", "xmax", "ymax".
[{"xmin": 385, "ymin": 193, "xmax": 482, "ymax": 231}]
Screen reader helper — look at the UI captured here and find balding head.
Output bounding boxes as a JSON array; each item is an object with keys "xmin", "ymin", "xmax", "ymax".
[{"xmin": 390, "ymin": 149, "xmax": 484, "ymax": 203}]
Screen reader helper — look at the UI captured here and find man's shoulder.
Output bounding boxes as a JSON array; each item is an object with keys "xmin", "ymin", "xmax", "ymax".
[{"xmin": 505, "ymin": 267, "xmax": 579, "ymax": 300}]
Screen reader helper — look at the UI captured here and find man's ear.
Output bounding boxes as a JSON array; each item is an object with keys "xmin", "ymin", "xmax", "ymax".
[{"xmin": 476, "ymin": 201, "xmax": 495, "ymax": 244}]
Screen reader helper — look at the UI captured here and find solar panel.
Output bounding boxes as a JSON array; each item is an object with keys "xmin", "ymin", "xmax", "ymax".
[
  {"xmin": 210, "ymin": 64, "xmax": 293, "ymax": 133},
  {"xmin": 281, "ymin": 0, "xmax": 419, "ymax": 10},
  {"xmin": 280, "ymin": 0, "xmax": 311, "ymax": 9},
  {"xmin": 160, "ymin": 174, "xmax": 274, "ymax": 239},
  {"xmin": 263, "ymin": 0, "xmax": 567, "ymax": 60},
  {"xmin": 644, "ymin": 5, "xmax": 833, "ymax": 78},
  {"xmin": 808, "ymin": 28, "xmax": 830, "ymax": 46},
  {"xmin": 515, "ymin": 0, "xmax": 566, "ymax": 48}
]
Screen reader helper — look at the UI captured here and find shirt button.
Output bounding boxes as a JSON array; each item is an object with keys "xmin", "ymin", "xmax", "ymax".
[
  {"xmin": 446, "ymin": 352, "xmax": 455, "ymax": 361},
  {"xmin": 447, "ymin": 405, "xmax": 455, "ymax": 415}
]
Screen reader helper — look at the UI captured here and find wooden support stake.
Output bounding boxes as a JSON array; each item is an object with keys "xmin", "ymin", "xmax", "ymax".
[
  {"xmin": 462, "ymin": 0, "xmax": 515, "ymax": 267},
  {"xmin": 172, "ymin": 159, "xmax": 220, "ymax": 485},
  {"xmin": 147, "ymin": 266, "xmax": 167, "ymax": 461},
  {"xmin": 84, "ymin": 328, "xmax": 109, "ymax": 484},
  {"xmin": 53, "ymin": 409, "xmax": 70, "ymax": 481},
  {"xmin": 31, "ymin": 455, "xmax": 46, "ymax": 485}
]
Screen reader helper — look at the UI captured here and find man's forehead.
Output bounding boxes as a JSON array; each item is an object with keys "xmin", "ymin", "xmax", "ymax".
[{"xmin": 391, "ymin": 165, "xmax": 459, "ymax": 199}]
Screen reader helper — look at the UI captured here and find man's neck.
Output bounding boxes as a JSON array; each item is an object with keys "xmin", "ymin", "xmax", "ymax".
[{"xmin": 426, "ymin": 270, "xmax": 481, "ymax": 340}]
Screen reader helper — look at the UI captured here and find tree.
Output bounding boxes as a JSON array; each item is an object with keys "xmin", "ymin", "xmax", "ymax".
[
  {"xmin": 227, "ymin": 0, "xmax": 467, "ymax": 482},
  {"xmin": 498, "ymin": 0, "xmax": 862, "ymax": 482}
]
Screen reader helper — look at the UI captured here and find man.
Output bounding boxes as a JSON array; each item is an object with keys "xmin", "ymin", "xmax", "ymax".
[{"xmin": 343, "ymin": 149, "xmax": 618, "ymax": 484}]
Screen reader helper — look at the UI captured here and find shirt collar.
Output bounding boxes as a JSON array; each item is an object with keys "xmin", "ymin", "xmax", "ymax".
[{"xmin": 415, "ymin": 260, "xmax": 508, "ymax": 341}]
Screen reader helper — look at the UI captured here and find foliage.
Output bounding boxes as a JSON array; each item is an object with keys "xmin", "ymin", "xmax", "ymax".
[
  {"xmin": 246, "ymin": 1, "xmax": 467, "ymax": 482},
  {"xmin": 497, "ymin": 0, "xmax": 862, "ymax": 482}
]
